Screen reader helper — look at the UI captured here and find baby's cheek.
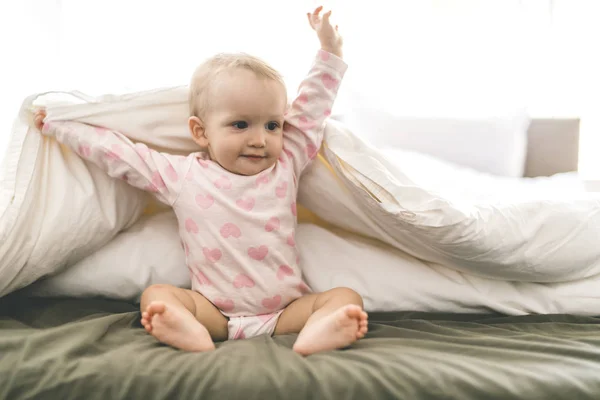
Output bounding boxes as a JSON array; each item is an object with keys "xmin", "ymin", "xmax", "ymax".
[
  {"xmin": 270, "ymin": 136, "xmax": 284, "ymax": 159},
  {"xmin": 213, "ymin": 136, "xmax": 242, "ymax": 169}
]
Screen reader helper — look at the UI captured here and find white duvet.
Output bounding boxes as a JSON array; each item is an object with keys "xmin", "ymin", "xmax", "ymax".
[{"xmin": 2, "ymin": 87, "xmax": 600, "ymax": 314}]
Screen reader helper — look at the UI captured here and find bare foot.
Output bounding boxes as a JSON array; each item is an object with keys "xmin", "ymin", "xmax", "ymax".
[
  {"xmin": 293, "ymin": 304, "xmax": 368, "ymax": 356},
  {"xmin": 140, "ymin": 301, "xmax": 215, "ymax": 352}
]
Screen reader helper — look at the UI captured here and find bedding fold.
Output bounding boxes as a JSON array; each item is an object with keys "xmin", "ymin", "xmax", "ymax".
[{"xmin": 1, "ymin": 87, "xmax": 600, "ymax": 299}]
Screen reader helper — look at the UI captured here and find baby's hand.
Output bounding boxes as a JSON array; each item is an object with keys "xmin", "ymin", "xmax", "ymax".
[
  {"xmin": 33, "ymin": 109, "xmax": 46, "ymax": 131},
  {"xmin": 307, "ymin": 6, "xmax": 343, "ymax": 59}
]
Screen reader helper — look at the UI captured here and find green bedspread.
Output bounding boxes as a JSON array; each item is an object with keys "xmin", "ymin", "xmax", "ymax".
[{"xmin": 1, "ymin": 293, "xmax": 599, "ymax": 400}]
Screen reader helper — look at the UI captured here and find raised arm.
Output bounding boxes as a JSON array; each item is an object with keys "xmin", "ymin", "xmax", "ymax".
[
  {"xmin": 37, "ymin": 112, "xmax": 190, "ymax": 206},
  {"xmin": 282, "ymin": 6, "xmax": 347, "ymax": 175}
]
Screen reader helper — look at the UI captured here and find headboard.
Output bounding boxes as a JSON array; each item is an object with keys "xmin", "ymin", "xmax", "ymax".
[{"xmin": 525, "ymin": 119, "xmax": 580, "ymax": 177}]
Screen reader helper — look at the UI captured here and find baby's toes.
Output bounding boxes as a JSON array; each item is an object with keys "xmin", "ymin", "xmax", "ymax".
[
  {"xmin": 146, "ymin": 301, "xmax": 166, "ymax": 316},
  {"xmin": 141, "ymin": 320, "xmax": 153, "ymax": 332},
  {"xmin": 343, "ymin": 304, "xmax": 364, "ymax": 320},
  {"xmin": 359, "ymin": 324, "xmax": 368, "ymax": 335}
]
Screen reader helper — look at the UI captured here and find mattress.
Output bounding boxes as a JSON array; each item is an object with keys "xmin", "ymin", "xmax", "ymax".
[{"xmin": 1, "ymin": 293, "xmax": 599, "ymax": 400}]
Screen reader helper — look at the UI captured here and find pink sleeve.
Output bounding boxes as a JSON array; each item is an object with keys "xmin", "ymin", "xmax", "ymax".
[
  {"xmin": 282, "ymin": 50, "xmax": 347, "ymax": 175},
  {"xmin": 42, "ymin": 120, "xmax": 190, "ymax": 206}
]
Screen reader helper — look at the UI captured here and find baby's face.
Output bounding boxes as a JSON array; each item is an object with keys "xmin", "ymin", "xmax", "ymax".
[{"xmin": 196, "ymin": 69, "xmax": 287, "ymax": 176}]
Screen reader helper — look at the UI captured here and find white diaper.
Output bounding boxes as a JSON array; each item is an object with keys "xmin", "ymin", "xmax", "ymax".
[{"xmin": 227, "ymin": 310, "xmax": 284, "ymax": 340}]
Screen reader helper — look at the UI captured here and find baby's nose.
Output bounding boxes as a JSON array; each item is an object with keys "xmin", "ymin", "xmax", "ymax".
[{"xmin": 248, "ymin": 128, "xmax": 267, "ymax": 147}]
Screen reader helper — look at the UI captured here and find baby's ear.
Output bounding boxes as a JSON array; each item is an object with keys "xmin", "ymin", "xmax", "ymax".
[{"xmin": 189, "ymin": 116, "xmax": 209, "ymax": 148}]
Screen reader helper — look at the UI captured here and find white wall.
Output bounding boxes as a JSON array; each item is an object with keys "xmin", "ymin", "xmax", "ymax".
[{"xmin": 2, "ymin": 0, "xmax": 598, "ymax": 176}]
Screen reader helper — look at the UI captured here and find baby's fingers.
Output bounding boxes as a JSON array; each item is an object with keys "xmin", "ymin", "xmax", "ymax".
[
  {"xmin": 322, "ymin": 10, "xmax": 332, "ymax": 25},
  {"xmin": 312, "ymin": 5, "xmax": 323, "ymax": 18},
  {"xmin": 33, "ymin": 109, "xmax": 47, "ymax": 131},
  {"xmin": 307, "ymin": 5, "xmax": 323, "ymax": 28},
  {"xmin": 306, "ymin": 12, "xmax": 314, "ymax": 28}
]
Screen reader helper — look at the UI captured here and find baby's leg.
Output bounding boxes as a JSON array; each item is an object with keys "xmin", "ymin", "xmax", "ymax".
[
  {"xmin": 140, "ymin": 284, "xmax": 228, "ymax": 352},
  {"xmin": 275, "ymin": 287, "xmax": 368, "ymax": 356}
]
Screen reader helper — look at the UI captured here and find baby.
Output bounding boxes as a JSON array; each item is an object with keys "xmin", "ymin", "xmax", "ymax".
[{"xmin": 34, "ymin": 6, "xmax": 368, "ymax": 355}]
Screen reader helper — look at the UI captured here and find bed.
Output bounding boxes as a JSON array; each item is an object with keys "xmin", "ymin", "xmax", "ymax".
[
  {"xmin": 2, "ymin": 294, "xmax": 599, "ymax": 399},
  {"xmin": 2, "ymin": 118, "xmax": 598, "ymax": 400}
]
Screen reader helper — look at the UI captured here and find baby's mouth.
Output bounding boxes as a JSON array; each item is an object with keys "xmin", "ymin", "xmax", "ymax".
[{"xmin": 241, "ymin": 154, "xmax": 267, "ymax": 161}]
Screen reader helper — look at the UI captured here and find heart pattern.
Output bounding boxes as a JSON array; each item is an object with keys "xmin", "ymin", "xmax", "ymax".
[
  {"xmin": 233, "ymin": 274, "xmax": 255, "ymax": 288},
  {"xmin": 214, "ymin": 176, "xmax": 232, "ymax": 190},
  {"xmin": 134, "ymin": 143, "xmax": 150, "ymax": 158},
  {"xmin": 106, "ymin": 145, "xmax": 123, "ymax": 161},
  {"xmin": 265, "ymin": 217, "xmax": 280, "ymax": 232},
  {"xmin": 144, "ymin": 184, "xmax": 159, "ymax": 193},
  {"xmin": 213, "ymin": 298, "xmax": 235, "ymax": 312},
  {"xmin": 278, "ymin": 155, "xmax": 288, "ymax": 169},
  {"xmin": 195, "ymin": 194, "xmax": 214, "ymax": 209},
  {"xmin": 321, "ymin": 73, "xmax": 338, "ymax": 90},
  {"xmin": 78, "ymin": 143, "xmax": 91, "ymax": 158},
  {"xmin": 324, "ymin": 109, "xmax": 331, "ymax": 117},
  {"xmin": 283, "ymin": 148, "xmax": 294, "ymax": 159},
  {"xmin": 203, "ymin": 247, "xmax": 222, "ymax": 263},
  {"xmin": 94, "ymin": 126, "xmax": 108, "ymax": 136},
  {"xmin": 185, "ymin": 218, "xmax": 199, "ymax": 234},
  {"xmin": 165, "ymin": 164, "xmax": 178, "ymax": 182},
  {"xmin": 306, "ymin": 143, "xmax": 318, "ymax": 159},
  {"xmin": 291, "ymin": 202, "xmax": 297, "ymax": 217},
  {"xmin": 152, "ymin": 171, "xmax": 166, "ymax": 190},
  {"xmin": 275, "ymin": 182, "xmax": 288, "ymax": 198},
  {"xmin": 255, "ymin": 174, "xmax": 270, "ymax": 187},
  {"xmin": 276, "ymin": 265, "xmax": 295, "ymax": 280},
  {"xmin": 286, "ymin": 233, "xmax": 295, "ymax": 247},
  {"xmin": 236, "ymin": 197, "xmax": 255, "ymax": 211},
  {"xmin": 220, "ymin": 222, "xmax": 241, "ymax": 238},
  {"xmin": 262, "ymin": 295, "xmax": 282, "ymax": 310},
  {"xmin": 320, "ymin": 51, "xmax": 330, "ymax": 61},
  {"xmin": 248, "ymin": 245, "xmax": 269, "ymax": 261},
  {"xmin": 297, "ymin": 93, "xmax": 308, "ymax": 104},
  {"xmin": 198, "ymin": 159, "xmax": 210, "ymax": 168},
  {"xmin": 299, "ymin": 116, "xmax": 316, "ymax": 131}
]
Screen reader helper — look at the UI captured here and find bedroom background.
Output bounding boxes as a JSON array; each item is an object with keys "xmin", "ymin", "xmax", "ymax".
[{"xmin": 1, "ymin": 0, "xmax": 598, "ymax": 177}]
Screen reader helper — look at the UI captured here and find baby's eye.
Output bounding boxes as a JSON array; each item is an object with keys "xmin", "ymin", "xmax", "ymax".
[
  {"xmin": 266, "ymin": 121, "xmax": 280, "ymax": 131},
  {"xmin": 232, "ymin": 121, "xmax": 248, "ymax": 129}
]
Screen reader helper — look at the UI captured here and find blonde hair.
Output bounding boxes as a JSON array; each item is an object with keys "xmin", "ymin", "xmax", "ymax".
[{"xmin": 189, "ymin": 53, "xmax": 285, "ymax": 118}]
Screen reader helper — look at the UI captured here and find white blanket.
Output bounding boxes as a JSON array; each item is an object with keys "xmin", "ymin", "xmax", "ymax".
[{"xmin": 2, "ymin": 87, "xmax": 600, "ymax": 301}]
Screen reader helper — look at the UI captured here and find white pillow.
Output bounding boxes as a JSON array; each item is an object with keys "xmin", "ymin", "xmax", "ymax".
[
  {"xmin": 334, "ymin": 98, "xmax": 530, "ymax": 177},
  {"xmin": 380, "ymin": 148, "xmax": 588, "ymax": 204},
  {"xmin": 26, "ymin": 215, "xmax": 600, "ymax": 316},
  {"xmin": 299, "ymin": 224, "xmax": 600, "ymax": 315},
  {"xmin": 26, "ymin": 211, "xmax": 190, "ymax": 300}
]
